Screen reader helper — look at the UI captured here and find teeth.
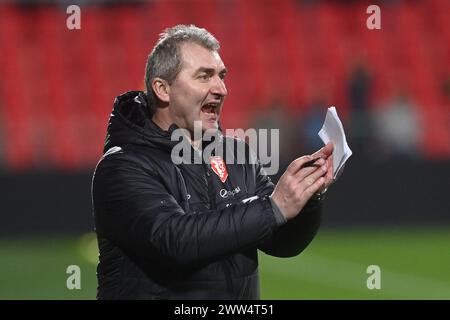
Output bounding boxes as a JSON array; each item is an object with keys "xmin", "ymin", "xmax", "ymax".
[{"xmin": 202, "ymin": 104, "xmax": 217, "ymax": 113}]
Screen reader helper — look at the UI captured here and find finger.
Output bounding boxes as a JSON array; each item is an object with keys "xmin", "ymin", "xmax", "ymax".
[
  {"xmin": 297, "ymin": 162, "xmax": 328, "ymax": 190},
  {"xmin": 301, "ymin": 157, "xmax": 323, "ymax": 168},
  {"xmin": 303, "ymin": 176, "xmax": 325, "ymax": 200},
  {"xmin": 326, "ymin": 155, "xmax": 334, "ymax": 183},
  {"xmin": 285, "ymin": 155, "xmax": 314, "ymax": 175},
  {"xmin": 324, "ymin": 162, "xmax": 333, "ymax": 187},
  {"xmin": 316, "ymin": 155, "xmax": 333, "ymax": 192},
  {"xmin": 312, "ymin": 142, "xmax": 334, "ymax": 159},
  {"xmin": 324, "ymin": 141, "xmax": 334, "ymax": 154},
  {"xmin": 327, "ymin": 154, "xmax": 333, "ymax": 167},
  {"xmin": 293, "ymin": 158, "xmax": 326, "ymax": 182}
]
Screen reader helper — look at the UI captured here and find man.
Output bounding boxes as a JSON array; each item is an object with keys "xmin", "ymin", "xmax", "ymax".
[{"xmin": 92, "ymin": 25, "xmax": 335, "ymax": 299}]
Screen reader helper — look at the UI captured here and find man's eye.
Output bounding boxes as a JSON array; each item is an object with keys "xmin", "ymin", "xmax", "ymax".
[{"xmin": 199, "ymin": 74, "xmax": 210, "ymax": 80}]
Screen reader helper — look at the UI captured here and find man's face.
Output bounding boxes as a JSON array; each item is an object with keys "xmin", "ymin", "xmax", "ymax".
[{"xmin": 167, "ymin": 42, "xmax": 228, "ymax": 134}]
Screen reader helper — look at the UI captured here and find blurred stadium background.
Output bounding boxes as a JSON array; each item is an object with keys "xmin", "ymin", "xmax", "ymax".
[{"xmin": 0, "ymin": 0, "xmax": 449, "ymax": 299}]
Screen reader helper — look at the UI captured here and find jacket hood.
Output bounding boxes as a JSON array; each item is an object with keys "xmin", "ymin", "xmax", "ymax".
[{"xmin": 103, "ymin": 91, "xmax": 180, "ymax": 154}]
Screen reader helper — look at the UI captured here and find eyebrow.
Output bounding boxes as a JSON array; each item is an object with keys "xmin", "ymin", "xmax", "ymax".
[{"xmin": 195, "ymin": 67, "xmax": 227, "ymax": 75}]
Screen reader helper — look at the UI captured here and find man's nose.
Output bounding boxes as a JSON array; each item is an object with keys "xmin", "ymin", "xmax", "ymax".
[{"xmin": 210, "ymin": 76, "xmax": 227, "ymax": 97}]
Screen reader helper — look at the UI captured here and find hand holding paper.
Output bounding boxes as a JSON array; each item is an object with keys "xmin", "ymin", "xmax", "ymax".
[{"xmin": 318, "ymin": 107, "xmax": 352, "ymax": 179}]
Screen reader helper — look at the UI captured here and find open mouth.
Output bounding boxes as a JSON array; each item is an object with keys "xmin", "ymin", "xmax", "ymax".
[{"xmin": 201, "ymin": 102, "xmax": 219, "ymax": 115}]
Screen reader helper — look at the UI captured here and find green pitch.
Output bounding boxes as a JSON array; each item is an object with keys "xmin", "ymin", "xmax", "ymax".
[{"xmin": 1, "ymin": 227, "xmax": 449, "ymax": 299}]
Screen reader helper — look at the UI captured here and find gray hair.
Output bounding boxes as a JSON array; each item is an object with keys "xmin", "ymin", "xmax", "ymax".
[{"xmin": 144, "ymin": 24, "xmax": 220, "ymax": 109}]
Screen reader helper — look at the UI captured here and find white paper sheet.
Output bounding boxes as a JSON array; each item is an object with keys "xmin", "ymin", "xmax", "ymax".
[{"xmin": 318, "ymin": 106, "xmax": 352, "ymax": 178}]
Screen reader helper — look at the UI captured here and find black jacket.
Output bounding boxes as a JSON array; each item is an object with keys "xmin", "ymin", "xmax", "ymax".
[{"xmin": 91, "ymin": 91, "xmax": 323, "ymax": 299}]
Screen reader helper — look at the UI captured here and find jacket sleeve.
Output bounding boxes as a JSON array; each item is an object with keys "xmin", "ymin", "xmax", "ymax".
[
  {"xmin": 254, "ymin": 159, "xmax": 323, "ymax": 258},
  {"xmin": 92, "ymin": 151, "xmax": 279, "ymax": 270}
]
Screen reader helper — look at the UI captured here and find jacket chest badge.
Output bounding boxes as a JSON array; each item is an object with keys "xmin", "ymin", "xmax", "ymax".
[{"xmin": 210, "ymin": 156, "xmax": 228, "ymax": 183}]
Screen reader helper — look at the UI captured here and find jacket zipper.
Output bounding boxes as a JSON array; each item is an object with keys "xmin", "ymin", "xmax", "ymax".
[
  {"xmin": 203, "ymin": 163, "xmax": 235, "ymax": 295},
  {"xmin": 203, "ymin": 163, "xmax": 216, "ymax": 210}
]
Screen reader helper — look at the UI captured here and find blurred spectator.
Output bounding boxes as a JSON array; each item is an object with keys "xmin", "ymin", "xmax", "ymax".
[
  {"xmin": 371, "ymin": 92, "xmax": 422, "ymax": 160},
  {"xmin": 347, "ymin": 62, "xmax": 373, "ymax": 159}
]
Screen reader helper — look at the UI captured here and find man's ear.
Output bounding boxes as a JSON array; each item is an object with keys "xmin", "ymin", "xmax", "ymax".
[{"xmin": 152, "ymin": 77, "xmax": 170, "ymax": 103}]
